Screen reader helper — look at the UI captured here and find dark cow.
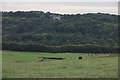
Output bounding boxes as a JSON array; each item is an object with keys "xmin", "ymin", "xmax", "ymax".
[{"xmin": 79, "ymin": 57, "xmax": 82, "ymax": 59}]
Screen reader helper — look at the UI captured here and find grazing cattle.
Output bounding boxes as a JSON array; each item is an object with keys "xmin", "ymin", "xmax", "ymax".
[{"xmin": 79, "ymin": 57, "xmax": 82, "ymax": 59}]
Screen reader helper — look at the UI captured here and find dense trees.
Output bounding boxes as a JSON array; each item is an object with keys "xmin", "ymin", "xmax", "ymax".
[{"xmin": 2, "ymin": 11, "xmax": 119, "ymax": 53}]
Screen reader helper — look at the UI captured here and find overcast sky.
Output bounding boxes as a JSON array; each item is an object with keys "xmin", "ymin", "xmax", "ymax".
[
  {"xmin": 1, "ymin": 1, "xmax": 118, "ymax": 15},
  {"xmin": 2, "ymin": 0, "xmax": 119, "ymax": 2}
]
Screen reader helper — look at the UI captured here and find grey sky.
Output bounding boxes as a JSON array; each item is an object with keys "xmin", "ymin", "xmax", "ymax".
[
  {"xmin": 2, "ymin": 2, "xmax": 118, "ymax": 15},
  {"xmin": 2, "ymin": 0, "xmax": 119, "ymax": 2}
]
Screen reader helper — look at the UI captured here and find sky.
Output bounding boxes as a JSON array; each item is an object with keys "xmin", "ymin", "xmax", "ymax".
[
  {"xmin": 2, "ymin": 0, "xmax": 119, "ymax": 2},
  {"xmin": 1, "ymin": 0, "xmax": 119, "ymax": 15}
]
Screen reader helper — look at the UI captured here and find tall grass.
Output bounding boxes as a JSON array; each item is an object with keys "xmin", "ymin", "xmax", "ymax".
[{"xmin": 2, "ymin": 51, "xmax": 118, "ymax": 78}]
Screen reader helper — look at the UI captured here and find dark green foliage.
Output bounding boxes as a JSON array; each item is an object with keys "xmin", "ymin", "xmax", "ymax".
[{"xmin": 2, "ymin": 11, "xmax": 118, "ymax": 53}]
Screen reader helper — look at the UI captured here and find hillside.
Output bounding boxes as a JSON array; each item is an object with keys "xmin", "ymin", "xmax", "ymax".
[{"xmin": 2, "ymin": 11, "xmax": 118, "ymax": 53}]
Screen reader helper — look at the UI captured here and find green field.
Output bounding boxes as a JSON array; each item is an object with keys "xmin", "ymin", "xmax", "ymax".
[{"xmin": 2, "ymin": 51, "xmax": 118, "ymax": 78}]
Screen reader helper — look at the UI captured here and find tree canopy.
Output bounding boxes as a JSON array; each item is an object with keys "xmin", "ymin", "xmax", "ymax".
[{"xmin": 2, "ymin": 11, "xmax": 119, "ymax": 53}]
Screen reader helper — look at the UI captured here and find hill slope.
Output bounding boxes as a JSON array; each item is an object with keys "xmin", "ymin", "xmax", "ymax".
[{"xmin": 2, "ymin": 11, "xmax": 118, "ymax": 52}]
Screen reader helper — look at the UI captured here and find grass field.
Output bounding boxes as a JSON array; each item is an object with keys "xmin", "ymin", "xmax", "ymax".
[{"xmin": 2, "ymin": 51, "xmax": 118, "ymax": 78}]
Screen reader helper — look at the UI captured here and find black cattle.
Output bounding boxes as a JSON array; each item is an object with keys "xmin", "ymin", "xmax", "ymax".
[{"xmin": 79, "ymin": 57, "xmax": 82, "ymax": 59}]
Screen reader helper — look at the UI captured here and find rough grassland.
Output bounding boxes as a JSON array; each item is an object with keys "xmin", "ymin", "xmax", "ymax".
[{"xmin": 2, "ymin": 51, "xmax": 118, "ymax": 78}]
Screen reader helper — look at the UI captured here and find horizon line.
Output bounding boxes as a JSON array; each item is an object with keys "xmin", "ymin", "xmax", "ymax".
[{"xmin": 1, "ymin": 10, "xmax": 118, "ymax": 15}]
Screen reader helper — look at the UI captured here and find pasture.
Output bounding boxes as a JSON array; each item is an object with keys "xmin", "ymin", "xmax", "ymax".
[{"xmin": 2, "ymin": 51, "xmax": 118, "ymax": 78}]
